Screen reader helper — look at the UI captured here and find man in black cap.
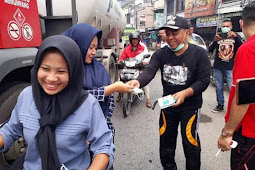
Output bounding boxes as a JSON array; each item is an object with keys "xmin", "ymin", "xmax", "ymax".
[{"xmin": 128, "ymin": 16, "xmax": 211, "ymax": 170}]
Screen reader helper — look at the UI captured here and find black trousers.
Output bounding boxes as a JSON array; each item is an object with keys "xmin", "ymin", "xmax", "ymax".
[
  {"xmin": 159, "ymin": 108, "xmax": 201, "ymax": 170},
  {"xmin": 231, "ymin": 127, "xmax": 255, "ymax": 170}
]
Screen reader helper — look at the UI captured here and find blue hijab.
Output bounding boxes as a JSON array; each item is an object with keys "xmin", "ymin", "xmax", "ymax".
[{"xmin": 62, "ymin": 23, "xmax": 111, "ymax": 117}]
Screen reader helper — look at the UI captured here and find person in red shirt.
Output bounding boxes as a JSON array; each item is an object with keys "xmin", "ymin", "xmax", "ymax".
[
  {"xmin": 217, "ymin": 2, "xmax": 255, "ymax": 169},
  {"xmin": 117, "ymin": 32, "xmax": 152, "ymax": 108}
]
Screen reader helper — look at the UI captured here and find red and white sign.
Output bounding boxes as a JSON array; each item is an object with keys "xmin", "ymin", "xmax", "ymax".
[
  {"xmin": 22, "ymin": 23, "xmax": 33, "ymax": 41},
  {"xmin": 0, "ymin": 0, "xmax": 42, "ymax": 48},
  {"xmin": 13, "ymin": 8, "xmax": 26, "ymax": 26},
  {"xmin": 7, "ymin": 21, "xmax": 21, "ymax": 41}
]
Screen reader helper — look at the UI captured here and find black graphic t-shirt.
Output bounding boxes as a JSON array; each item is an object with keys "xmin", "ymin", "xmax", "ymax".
[
  {"xmin": 137, "ymin": 44, "xmax": 211, "ymax": 111},
  {"xmin": 209, "ymin": 35, "xmax": 243, "ymax": 70}
]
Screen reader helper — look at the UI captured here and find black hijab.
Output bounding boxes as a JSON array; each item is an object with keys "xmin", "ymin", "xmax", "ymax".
[{"xmin": 31, "ymin": 35, "xmax": 88, "ymax": 170}]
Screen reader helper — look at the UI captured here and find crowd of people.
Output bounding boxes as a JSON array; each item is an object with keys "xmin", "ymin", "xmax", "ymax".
[{"xmin": 0, "ymin": 1, "xmax": 254, "ymax": 170}]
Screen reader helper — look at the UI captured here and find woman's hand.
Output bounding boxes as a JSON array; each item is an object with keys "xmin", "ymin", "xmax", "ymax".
[
  {"xmin": 126, "ymin": 80, "xmax": 140, "ymax": 88},
  {"xmin": 114, "ymin": 81, "xmax": 134, "ymax": 93},
  {"xmin": 105, "ymin": 82, "xmax": 134, "ymax": 96}
]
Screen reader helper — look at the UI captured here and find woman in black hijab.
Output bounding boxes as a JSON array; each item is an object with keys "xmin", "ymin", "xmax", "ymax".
[{"xmin": 0, "ymin": 35, "xmax": 114, "ymax": 170}]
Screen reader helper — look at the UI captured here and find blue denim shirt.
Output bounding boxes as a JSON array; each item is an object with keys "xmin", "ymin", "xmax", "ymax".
[
  {"xmin": 87, "ymin": 87, "xmax": 115, "ymax": 135},
  {"xmin": 0, "ymin": 86, "xmax": 114, "ymax": 170}
]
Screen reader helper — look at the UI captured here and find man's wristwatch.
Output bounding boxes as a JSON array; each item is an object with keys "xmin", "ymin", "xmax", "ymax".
[{"xmin": 221, "ymin": 128, "xmax": 233, "ymax": 137}]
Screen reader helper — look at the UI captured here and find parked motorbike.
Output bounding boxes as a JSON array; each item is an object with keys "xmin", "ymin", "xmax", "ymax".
[{"xmin": 117, "ymin": 54, "xmax": 150, "ymax": 117}]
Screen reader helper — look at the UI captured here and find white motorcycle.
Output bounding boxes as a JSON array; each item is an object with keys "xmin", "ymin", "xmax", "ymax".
[{"xmin": 117, "ymin": 54, "xmax": 150, "ymax": 117}]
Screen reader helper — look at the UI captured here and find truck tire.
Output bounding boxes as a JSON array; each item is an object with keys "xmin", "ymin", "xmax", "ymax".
[
  {"xmin": 122, "ymin": 93, "xmax": 131, "ymax": 117},
  {"xmin": 108, "ymin": 55, "xmax": 117, "ymax": 83},
  {"xmin": 0, "ymin": 82, "xmax": 30, "ymax": 169}
]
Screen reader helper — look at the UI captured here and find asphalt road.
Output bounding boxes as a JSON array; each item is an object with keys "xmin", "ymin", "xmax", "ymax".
[{"xmin": 112, "ymin": 69, "xmax": 231, "ymax": 170}]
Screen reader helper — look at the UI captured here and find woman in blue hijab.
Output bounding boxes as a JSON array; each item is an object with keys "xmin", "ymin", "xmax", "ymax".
[{"xmin": 62, "ymin": 23, "xmax": 134, "ymax": 135}]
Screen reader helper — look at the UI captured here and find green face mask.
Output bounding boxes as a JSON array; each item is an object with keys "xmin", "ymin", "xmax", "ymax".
[
  {"xmin": 221, "ymin": 27, "xmax": 230, "ymax": 33},
  {"xmin": 169, "ymin": 43, "xmax": 185, "ymax": 52}
]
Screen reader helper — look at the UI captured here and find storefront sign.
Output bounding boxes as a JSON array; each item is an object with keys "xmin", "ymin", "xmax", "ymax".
[
  {"xmin": 220, "ymin": 12, "xmax": 242, "ymax": 19},
  {"xmin": 196, "ymin": 16, "xmax": 218, "ymax": 28},
  {"xmin": 184, "ymin": 0, "xmax": 216, "ymax": 18}
]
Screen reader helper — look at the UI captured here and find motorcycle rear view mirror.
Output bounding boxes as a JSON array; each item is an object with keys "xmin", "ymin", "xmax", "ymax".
[{"xmin": 143, "ymin": 54, "xmax": 151, "ymax": 58}]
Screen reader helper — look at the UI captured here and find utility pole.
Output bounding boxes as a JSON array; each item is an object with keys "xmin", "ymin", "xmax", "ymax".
[{"xmin": 173, "ymin": 0, "xmax": 177, "ymax": 16}]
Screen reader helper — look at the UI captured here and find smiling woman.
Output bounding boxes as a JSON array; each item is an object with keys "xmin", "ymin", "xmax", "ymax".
[
  {"xmin": 37, "ymin": 48, "xmax": 69, "ymax": 95},
  {"xmin": 0, "ymin": 35, "xmax": 114, "ymax": 170}
]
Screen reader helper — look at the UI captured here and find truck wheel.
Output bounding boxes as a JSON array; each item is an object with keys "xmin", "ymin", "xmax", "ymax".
[
  {"xmin": 0, "ymin": 83, "xmax": 30, "ymax": 169},
  {"xmin": 108, "ymin": 55, "xmax": 117, "ymax": 83},
  {"xmin": 122, "ymin": 93, "xmax": 131, "ymax": 117}
]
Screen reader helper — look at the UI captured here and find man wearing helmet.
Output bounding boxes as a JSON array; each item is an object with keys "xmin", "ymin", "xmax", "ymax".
[{"xmin": 117, "ymin": 32, "xmax": 152, "ymax": 108}]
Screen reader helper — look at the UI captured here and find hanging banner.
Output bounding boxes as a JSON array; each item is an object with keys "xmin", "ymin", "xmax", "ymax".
[
  {"xmin": 0, "ymin": 0, "xmax": 42, "ymax": 48},
  {"xmin": 184, "ymin": 0, "xmax": 216, "ymax": 18}
]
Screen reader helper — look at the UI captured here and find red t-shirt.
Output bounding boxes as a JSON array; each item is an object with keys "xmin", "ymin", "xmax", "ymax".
[
  {"xmin": 225, "ymin": 34, "xmax": 255, "ymax": 138},
  {"xmin": 119, "ymin": 44, "xmax": 145, "ymax": 61}
]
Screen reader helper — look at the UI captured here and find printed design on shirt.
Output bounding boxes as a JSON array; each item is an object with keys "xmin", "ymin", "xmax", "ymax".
[
  {"xmin": 218, "ymin": 38, "xmax": 235, "ymax": 61},
  {"xmin": 163, "ymin": 64, "xmax": 188, "ymax": 85}
]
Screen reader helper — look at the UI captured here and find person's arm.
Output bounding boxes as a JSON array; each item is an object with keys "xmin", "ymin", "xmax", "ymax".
[
  {"xmin": 190, "ymin": 49, "xmax": 211, "ymax": 95},
  {"xmin": 87, "ymin": 82, "xmax": 134, "ymax": 100},
  {"xmin": 137, "ymin": 51, "xmax": 161, "ymax": 87},
  {"xmin": 218, "ymin": 94, "xmax": 249, "ymax": 151},
  {"xmin": 0, "ymin": 89, "xmax": 24, "ymax": 151},
  {"xmin": 87, "ymin": 100, "xmax": 115, "ymax": 170},
  {"xmin": 0, "ymin": 135, "xmax": 4, "ymax": 148},
  {"xmin": 118, "ymin": 48, "xmax": 128, "ymax": 62},
  {"xmin": 88, "ymin": 153, "xmax": 109, "ymax": 170},
  {"xmin": 104, "ymin": 82, "xmax": 134, "ymax": 96},
  {"xmin": 208, "ymin": 34, "xmax": 221, "ymax": 52}
]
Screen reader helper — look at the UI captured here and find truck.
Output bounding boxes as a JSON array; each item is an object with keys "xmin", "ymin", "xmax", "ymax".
[{"xmin": 0, "ymin": 0, "xmax": 126, "ymax": 168}]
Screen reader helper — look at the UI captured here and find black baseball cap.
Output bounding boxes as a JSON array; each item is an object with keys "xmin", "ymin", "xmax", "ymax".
[{"xmin": 159, "ymin": 16, "xmax": 189, "ymax": 30}]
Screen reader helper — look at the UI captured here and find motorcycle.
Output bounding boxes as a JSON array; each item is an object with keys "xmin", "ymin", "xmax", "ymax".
[{"xmin": 117, "ymin": 54, "xmax": 150, "ymax": 117}]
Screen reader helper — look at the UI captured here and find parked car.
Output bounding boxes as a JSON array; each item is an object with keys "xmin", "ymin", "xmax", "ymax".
[{"xmin": 189, "ymin": 33, "xmax": 207, "ymax": 50}]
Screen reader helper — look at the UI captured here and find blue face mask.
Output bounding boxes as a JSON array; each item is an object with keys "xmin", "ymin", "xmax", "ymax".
[{"xmin": 221, "ymin": 27, "xmax": 230, "ymax": 33}]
